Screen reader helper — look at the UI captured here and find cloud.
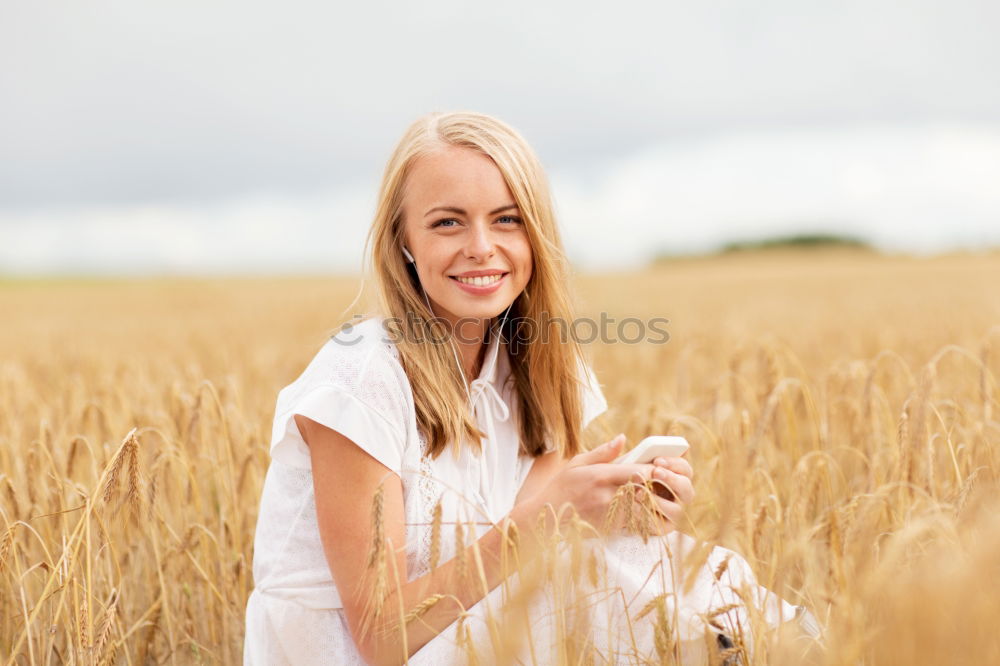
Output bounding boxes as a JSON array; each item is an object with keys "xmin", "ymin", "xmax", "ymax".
[
  {"xmin": 2, "ymin": 0, "xmax": 998, "ymax": 207},
  {"xmin": 0, "ymin": 186, "xmax": 376, "ymax": 275},
  {"xmin": 555, "ymin": 123, "xmax": 1000, "ymax": 267},
  {"xmin": 3, "ymin": 123, "xmax": 998, "ymax": 275}
]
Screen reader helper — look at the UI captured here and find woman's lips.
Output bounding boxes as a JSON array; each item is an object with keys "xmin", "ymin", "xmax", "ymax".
[{"xmin": 449, "ymin": 272, "xmax": 508, "ymax": 294}]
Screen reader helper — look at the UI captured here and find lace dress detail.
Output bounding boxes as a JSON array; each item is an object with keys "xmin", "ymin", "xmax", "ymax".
[
  {"xmin": 383, "ymin": 340, "xmax": 450, "ymax": 582},
  {"xmin": 411, "ymin": 437, "xmax": 443, "ymax": 579}
]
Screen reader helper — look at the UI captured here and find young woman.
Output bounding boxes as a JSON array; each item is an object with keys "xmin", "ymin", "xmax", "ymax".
[{"xmin": 244, "ymin": 112, "xmax": 818, "ymax": 665}]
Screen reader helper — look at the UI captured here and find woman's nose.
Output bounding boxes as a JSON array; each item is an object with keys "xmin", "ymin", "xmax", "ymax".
[{"xmin": 464, "ymin": 223, "xmax": 496, "ymax": 261}]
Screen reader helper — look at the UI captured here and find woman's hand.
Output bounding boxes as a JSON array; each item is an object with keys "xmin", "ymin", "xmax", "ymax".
[
  {"xmin": 645, "ymin": 451, "xmax": 695, "ymax": 534},
  {"xmin": 522, "ymin": 434, "xmax": 696, "ymax": 537}
]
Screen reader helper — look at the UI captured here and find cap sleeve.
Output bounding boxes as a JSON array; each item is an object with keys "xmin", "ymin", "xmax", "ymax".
[{"xmin": 269, "ymin": 340, "xmax": 410, "ymax": 474}]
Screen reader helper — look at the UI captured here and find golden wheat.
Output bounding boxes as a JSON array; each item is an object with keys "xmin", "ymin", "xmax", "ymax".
[{"xmin": 0, "ymin": 250, "xmax": 998, "ymax": 663}]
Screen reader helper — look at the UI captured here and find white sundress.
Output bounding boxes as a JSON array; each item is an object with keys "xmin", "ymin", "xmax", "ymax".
[{"xmin": 243, "ymin": 316, "xmax": 819, "ymax": 664}]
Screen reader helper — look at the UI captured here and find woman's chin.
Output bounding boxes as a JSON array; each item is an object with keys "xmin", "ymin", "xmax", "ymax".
[{"xmin": 435, "ymin": 290, "xmax": 516, "ymax": 320}]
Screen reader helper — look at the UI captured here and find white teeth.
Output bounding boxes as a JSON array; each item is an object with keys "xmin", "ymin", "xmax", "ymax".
[{"xmin": 455, "ymin": 274, "xmax": 503, "ymax": 286}]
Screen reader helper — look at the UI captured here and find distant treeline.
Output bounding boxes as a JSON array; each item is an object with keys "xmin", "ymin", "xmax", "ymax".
[
  {"xmin": 653, "ymin": 233, "xmax": 873, "ymax": 263},
  {"xmin": 720, "ymin": 233, "xmax": 872, "ymax": 253}
]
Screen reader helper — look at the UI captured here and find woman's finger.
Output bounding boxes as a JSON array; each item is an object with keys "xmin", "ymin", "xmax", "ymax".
[
  {"xmin": 653, "ymin": 467, "xmax": 694, "ymax": 504},
  {"xmin": 573, "ymin": 434, "xmax": 626, "ymax": 467},
  {"xmin": 650, "ymin": 468, "xmax": 695, "ymax": 504},
  {"xmin": 653, "ymin": 497, "xmax": 684, "ymax": 525},
  {"xmin": 604, "ymin": 462, "xmax": 658, "ymax": 487},
  {"xmin": 653, "ymin": 456, "xmax": 693, "ymax": 481},
  {"xmin": 666, "ymin": 470, "xmax": 695, "ymax": 504}
]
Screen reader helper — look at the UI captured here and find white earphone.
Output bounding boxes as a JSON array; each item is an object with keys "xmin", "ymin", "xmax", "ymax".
[{"xmin": 402, "ymin": 245, "xmax": 415, "ymax": 264}]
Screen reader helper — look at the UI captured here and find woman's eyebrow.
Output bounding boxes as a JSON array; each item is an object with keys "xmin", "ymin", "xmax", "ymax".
[{"xmin": 424, "ymin": 204, "xmax": 519, "ymax": 217}]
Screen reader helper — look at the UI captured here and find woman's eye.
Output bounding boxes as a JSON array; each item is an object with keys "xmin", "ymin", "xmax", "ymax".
[
  {"xmin": 497, "ymin": 215, "xmax": 522, "ymax": 225},
  {"xmin": 432, "ymin": 218, "xmax": 459, "ymax": 228}
]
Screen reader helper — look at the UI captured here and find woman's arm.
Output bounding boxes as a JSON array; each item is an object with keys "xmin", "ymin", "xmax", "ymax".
[
  {"xmin": 515, "ymin": 450, "xmax": 570, "ymax": 506},
  {"xmin": 302, "ymin": 415, "xmax": 692, "ymax": 665},
  {"xmin": 301, "ymin": 414, "xmax": 552, "ymax": 665}
]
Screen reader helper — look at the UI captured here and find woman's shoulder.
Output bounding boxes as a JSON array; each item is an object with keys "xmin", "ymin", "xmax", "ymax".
[
  {"xmin": 280, "ymin": 316, "xmax": 409, "ymax": 408},
  {"xmin": 268, "ymin": 316, "xmax": 413, "ymax": 469}
]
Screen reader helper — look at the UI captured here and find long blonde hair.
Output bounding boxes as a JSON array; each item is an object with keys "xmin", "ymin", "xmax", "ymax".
[{"xmin": 364, "ymin": 111, "xmax": 589, "ymax": 460}]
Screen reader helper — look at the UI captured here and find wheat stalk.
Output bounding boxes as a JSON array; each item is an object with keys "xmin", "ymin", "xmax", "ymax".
[
  {"xmin": 358, "ymin": 483, "xmax": 388, "ymax": 646},
  {"xmin": 125, "ymin": 432, "xmax": 142, "ymax": 521},
  {"xmin": 0, "ymin": 524, "xmax": 15, "ymax": 575},
  {"xmin": 403, "ymin": 594, "xmax": 446, "ymax": 625},
  {"xmin": 92, "ymin": 588, "xmax": 118, "ymax": 664},
  {"xmin": 429, "ymin": 498, "xmax": 442, "ymax": 572},
  {"xmin": 453, "ymin": 507, "xmax": 471, "ymax": 589},
  {"xmin": 102, "ymin": 428, "xmax": 137, "ymax": 508}
]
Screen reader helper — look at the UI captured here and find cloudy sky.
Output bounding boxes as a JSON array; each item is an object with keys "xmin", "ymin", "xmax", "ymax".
[{"xmin": 2, "ymin": 0, "xmax": 998, "ymax": 274}]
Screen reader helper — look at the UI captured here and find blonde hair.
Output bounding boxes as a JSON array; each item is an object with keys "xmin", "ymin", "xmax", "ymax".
[{"xmin": 363, "ymin": 111, "xmax": 589, "ymax": 460}]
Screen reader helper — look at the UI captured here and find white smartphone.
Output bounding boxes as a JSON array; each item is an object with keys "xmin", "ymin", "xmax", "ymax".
[
  {"xmin": 614, "ymin": 435, "xmax": 690, "ymax": 464},
  {"xmin": 614, "ymin": 436, "xmax": 690, "ymax": 503}
]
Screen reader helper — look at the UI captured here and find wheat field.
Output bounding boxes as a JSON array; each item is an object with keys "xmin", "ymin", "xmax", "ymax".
[{"xmin": 1, "ymin": 248, "xmax": 998, "ymax": 664}]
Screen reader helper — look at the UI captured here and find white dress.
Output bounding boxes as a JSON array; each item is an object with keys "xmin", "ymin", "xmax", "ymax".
[{"xmin": 244, "ymin": 317, "xmax": 818, "ymax": 664}]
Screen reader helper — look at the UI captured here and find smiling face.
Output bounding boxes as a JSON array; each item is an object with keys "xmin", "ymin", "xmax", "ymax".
[{"xmin": 401, "ymin": 144, "xmax": 533, "ymax": 332}]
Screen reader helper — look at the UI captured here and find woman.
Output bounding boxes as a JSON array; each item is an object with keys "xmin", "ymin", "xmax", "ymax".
[{"xmin": 244, "ymin": 111, "xmax": 817, "ymax": 664}]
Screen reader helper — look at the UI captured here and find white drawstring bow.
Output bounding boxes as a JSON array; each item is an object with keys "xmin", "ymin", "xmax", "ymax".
[{"xmin": 466, "ymin": 339, "xmax": 509, "ymax": 524}]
